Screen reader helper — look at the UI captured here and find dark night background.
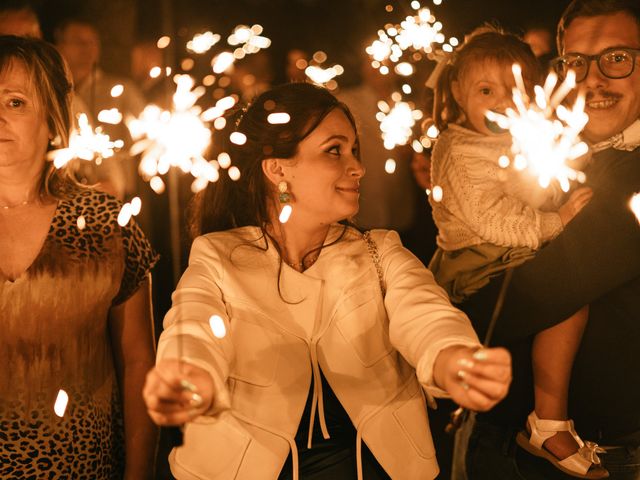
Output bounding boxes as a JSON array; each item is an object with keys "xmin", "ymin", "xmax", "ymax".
[{"xmin": 32, "ymin": 0, "xmax": 572, "ymax": 82}]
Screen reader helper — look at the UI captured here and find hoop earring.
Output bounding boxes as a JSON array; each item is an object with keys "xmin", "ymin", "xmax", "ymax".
[{"xmin": 278, "ymin": 181, "xmax": 293, "ymax": 223}]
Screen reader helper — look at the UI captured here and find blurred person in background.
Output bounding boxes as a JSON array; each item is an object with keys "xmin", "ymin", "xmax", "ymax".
[
  {"xmin": 55, "ymin": 17, "xmax": 146, "ymax": 199},
  {"xmin": 0, "ymin": 1, "xmax": 41, "ymax": 38},
  {"xmin": 523, "ymin": 23, "xmax": 556, "ymax": 69}
]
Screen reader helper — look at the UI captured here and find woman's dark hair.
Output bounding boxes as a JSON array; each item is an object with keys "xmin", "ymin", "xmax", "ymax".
[
  {"xmin": 190, "ymin": 82, "xmax": 358, "ymax": 238},
  {"xmin": 557, "ymin": 0, "xmax": 640, "ymax": 54},
  {"xmin": 432, "ymin": 25, "xmax": 543, "ymax": 131},
  {"xmin": 0, "ymin": 35, "xmax": 74, "ymax": 198},
  {"xmin": 190, "ymin": 82, "xmax": 359, "ymax": 302}
]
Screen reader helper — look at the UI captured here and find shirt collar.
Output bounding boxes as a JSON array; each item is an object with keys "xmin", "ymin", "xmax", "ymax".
[{"xmin": 590, "ymin": 119, "xmax": 640, "ymax": 153}]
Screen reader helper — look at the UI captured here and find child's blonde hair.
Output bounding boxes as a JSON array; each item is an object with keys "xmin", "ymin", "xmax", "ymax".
[{"xmin": 432, "ymin": 25, "xmax": 543, "ymax": 131}]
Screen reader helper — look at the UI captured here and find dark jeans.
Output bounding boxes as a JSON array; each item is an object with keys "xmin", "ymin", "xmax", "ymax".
[{"xmin": 466, "ymin": 418, "xmax": 640, "ymax": 480}]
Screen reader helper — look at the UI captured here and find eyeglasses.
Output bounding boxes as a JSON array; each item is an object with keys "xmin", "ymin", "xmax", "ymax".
[{"xmin": 552, "ymin": 47, "xmax": 640, "ymax": 83}]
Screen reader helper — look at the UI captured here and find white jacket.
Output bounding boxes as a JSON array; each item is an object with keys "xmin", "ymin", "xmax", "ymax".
[{"xmin": 157, "ymin": 225, "xmax": 480, "ymax": 480}]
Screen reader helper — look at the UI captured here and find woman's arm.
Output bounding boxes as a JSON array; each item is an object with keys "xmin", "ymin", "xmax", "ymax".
[
  {"xmin": 145, "ymin": 236, "xmax": 235, "ymax": 423},
  {"xmin": 432, "ymin": 344, "xmax": 511, "ymax": 411},
  {"xmin": 378, "ymin": 230, "xmax": 512, "ymax": 408},
  {"xmin": 109, "ymin": 277, "xmax": 158, "ymax": 480}
]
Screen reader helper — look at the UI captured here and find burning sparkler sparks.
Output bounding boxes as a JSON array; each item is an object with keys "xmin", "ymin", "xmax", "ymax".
[
  {"xmin": 48, "ymin": 114, "xmax": 124, "ymax": 168},
  {"xmin": 127, "ymin": 75, "xmax": 216, "ymax": 191},
  {"xmin": 117, "ymin": 196, "xmax": 142, "ymax": 227},
  {"xmin": 97, "ymin": 108, "xmax": 123, "ymax": 125},
  {"xmin": 431, "ymin": 185, "xmax": 443, "ymax": 202},
  {"xmin": 54, "ymin": 389, "xmax": 69, "ymax": 417},
  {"xmin": 303, "ymin": 52, "xmax": 344, "ymax": 90},
  {"xmin": 209, "ymin": 315, "xmax": 227, "ymax": 338},
  {"xmin": 377, "ymin": 94, "xmax": 423, "ymax": 150},
  {"xmin": 212, "ymin": 51, "xmax": 236, "ymax": 74},
  {"xmin": 485, "ymin": 66, "xmax": 589, "ymax": 191},
  {"xmin": 385, "ymin": 158, "xmax": 397, "ymax": 174},
  {"xmin": 187, "ymin": 31, "xmax": 221, "ymax": 54},
  {"xmin": 228, "ymin": 24, "xmax": 271, "ymax": 55},
  {"xmin": 279, "ymin": 204, "xmax": 293, "ymax": 224},
  {"xmin": 631, "ymin": 193, "xmax": 640, "ymax": 223},
  {"xmin": 126, "ymin": 72, "xmax": 243, "ymax": 194},
  {"xmin": 110, "ymin": 84, "xmax": 124, "ymax": 98},
  {"xmin": 366, "ymin": 1, "xmax": 456, "ymax": 74}
]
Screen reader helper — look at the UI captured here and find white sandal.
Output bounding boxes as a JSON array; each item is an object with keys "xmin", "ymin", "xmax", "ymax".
[{"xmin": 516, "ymin": 411, "xmax": 609, "ymax": 479}]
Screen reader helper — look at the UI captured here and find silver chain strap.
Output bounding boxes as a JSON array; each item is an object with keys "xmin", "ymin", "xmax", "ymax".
[{"xmin": 363, "ymin": 231, "xmax": 386, "ymax": 297}]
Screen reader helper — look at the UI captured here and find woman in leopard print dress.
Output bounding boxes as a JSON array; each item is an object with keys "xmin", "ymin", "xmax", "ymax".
[{"xmin": 0, "ymin": 36, "xmax": 157, "ymax": 479}]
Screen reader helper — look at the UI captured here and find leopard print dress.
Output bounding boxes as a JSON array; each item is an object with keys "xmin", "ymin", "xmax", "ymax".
[{"xmin": 0, "ymin": 186, "xmax": 158, "ymax": 479}]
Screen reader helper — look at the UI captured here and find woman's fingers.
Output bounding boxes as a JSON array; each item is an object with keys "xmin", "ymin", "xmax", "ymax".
[
  {"xmin": 470, "ymin": 346, "xmax": 511, "ymax": 366},
  {"xmin": 452, "ymin": 347, "xmax": 512, "ymax": 410},
  {"xmin": 458, "ymin": 369, "xmax": 509, "ymax": 401},
  {"xmin": 148, "ymin": 408, "xmax": 200, "ymax": 426},
  {"xmin": 457, "ymin": 385, "xmax": 501, "ymax": 412},
  {"xmin": 143, "ymin": 359, "xmax": 214, "ymax": 426}
]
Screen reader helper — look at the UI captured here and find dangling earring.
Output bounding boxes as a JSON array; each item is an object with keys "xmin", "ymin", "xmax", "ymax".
[{"xmin": 278, "ymin": 180, "xmax": 293, "ymax": 223}]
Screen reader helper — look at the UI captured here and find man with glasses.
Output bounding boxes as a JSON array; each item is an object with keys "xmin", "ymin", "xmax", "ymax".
[{"xmin": 460, "ymin": 1, "xmax": 640, "ymax": 478}]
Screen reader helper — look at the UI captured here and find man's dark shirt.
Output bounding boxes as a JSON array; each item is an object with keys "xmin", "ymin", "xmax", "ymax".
[{"xmin": 462, "ymin": 145, "xmax": 640, "ymax": 445}]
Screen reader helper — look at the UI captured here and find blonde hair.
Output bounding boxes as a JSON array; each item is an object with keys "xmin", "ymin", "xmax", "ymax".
[
  {"xmin": 0, "ymin": 35, "xmax": 75, "ymax": 198},
  {"xmin": 432, "ymin": 25, "xmax": 543, "ymax": 131}
]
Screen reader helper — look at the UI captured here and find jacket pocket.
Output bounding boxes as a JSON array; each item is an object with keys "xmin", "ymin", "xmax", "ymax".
[
  {"xmin": 335, "ymin": 287, "xmax": 394, "ymax": 367},
  {"xmin": 392, "ymin": 381, "xmax": 436, "ymax": 459},
  {"xmin": 228, "ymin": 312, "xmax": 281, "ymax": 387},
  {"xmin": 173, "ymin": 415, "xmax": 251, "ymax": 478}
]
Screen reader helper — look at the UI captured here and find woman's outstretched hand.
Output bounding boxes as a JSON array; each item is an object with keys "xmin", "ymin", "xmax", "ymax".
[
  {"xmin": 143, "ymin": 359, "xmax": 215, "ymax": 426},
  {"xmin": 434, "ymin": 345, "xmax": 512, "ymax": 411}
]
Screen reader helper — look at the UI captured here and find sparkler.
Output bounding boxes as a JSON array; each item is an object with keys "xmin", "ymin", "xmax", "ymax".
[
  {"xmin": 377, "ymin": 94, "xmax": 423, "ymax": 150},
  {"xmin": 48, "ymin": 113, "xmax": 124, "ymax": 169},
  {"xmin": 127, "ymin": 74, "xmax": 239, "ymax": 194},
  {"xmin": 97, "ymin": 108, "xmax": 123, "ymax": 125},
  {"xmin": 366, "ymin": 1, "xmax": 457, "ymax": 74},
  {"xmin": 304, "ymin": 51, "xmax": 344, "ymax": 90},
  {"xmin": 212, "ymin": 51, "xmax": 235, "ymax": 73},
  {"xmin": 187, "ymin": 31, "xmax": 221, "ymax": 54},
  {"xmin": 485, "ymin": 66, "xmax": 589, "ymax": 192},
  {"xmin": 227, "ymin": 24, "xmax": 271, "ymax": 55}
]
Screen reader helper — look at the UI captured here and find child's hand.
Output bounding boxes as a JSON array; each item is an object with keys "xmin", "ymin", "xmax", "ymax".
[
  {"xmin": 434, "ymin": 346, "xmax": 512, "ymax": 411},
  {"xmin": 558, "ymin": 187, "xmax": 593, "ymax": 226}
]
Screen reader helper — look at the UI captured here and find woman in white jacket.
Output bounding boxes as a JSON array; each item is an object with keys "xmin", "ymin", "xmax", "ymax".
[{"xmin": 143, "ymin": 82, "xmax": 511, "ymax": 480}]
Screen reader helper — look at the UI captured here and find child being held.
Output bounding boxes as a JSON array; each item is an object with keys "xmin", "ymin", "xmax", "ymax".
[{"xmin": 428, "ymin": 26, "xmax": 607, "ymax": 480}]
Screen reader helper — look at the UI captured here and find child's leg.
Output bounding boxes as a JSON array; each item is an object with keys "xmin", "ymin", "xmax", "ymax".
[{"xmin": 531, "ymin": 305, "xmax": 589, "ymax": 459}]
